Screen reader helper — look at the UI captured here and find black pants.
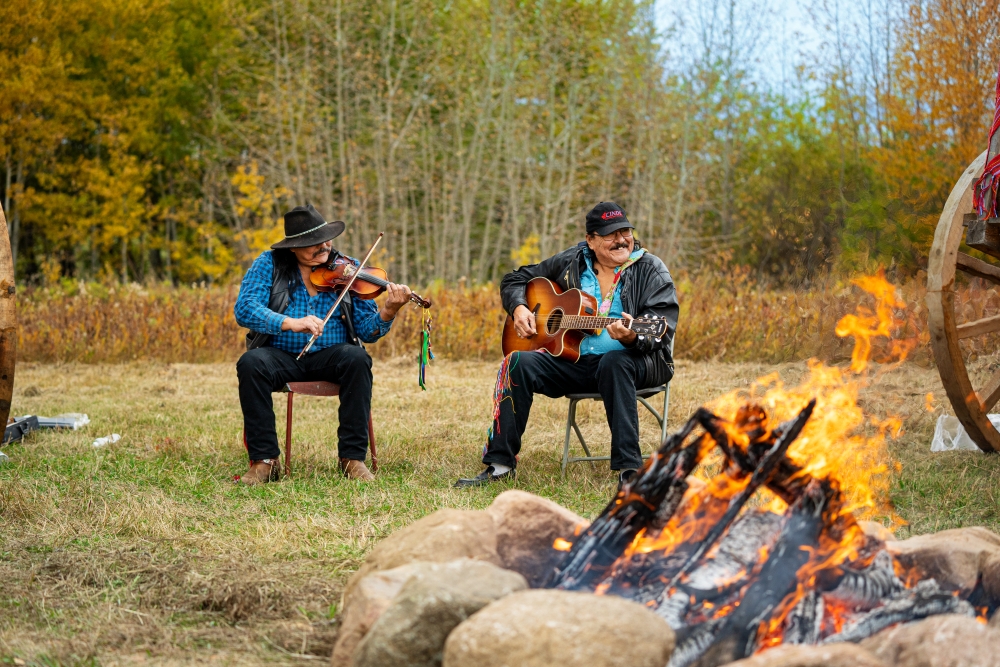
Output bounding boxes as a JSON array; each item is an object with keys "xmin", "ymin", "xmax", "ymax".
[
  {"xmin": 236, "ymin": 344, "xmax": 373, "ymax": 462},
  {"xmin": 482, "ymin": 350, "xmax": 649, "ymax": 471}
]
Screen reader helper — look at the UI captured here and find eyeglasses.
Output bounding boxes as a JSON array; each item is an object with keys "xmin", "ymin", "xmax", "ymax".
[{"xmin": 602, "ymin": 229, "xmax": 633, "ymax": 242}]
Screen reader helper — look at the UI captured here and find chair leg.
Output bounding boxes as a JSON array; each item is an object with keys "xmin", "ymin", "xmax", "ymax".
[
  {"xmin": 368, "ymin": 412, "xmax": 378, "ymax": 473},
  {"xmin": 285, "ymin": 392, "xmax": 293, "ymax": 478},
  {"xmin": 571, "ymin": 402, "xmax": 596, "ymax": 470},
  {"xmin": 660, "ymin": 384, "xmax": 671, "ymax": 444},
  {"xmin": 562, "ymin": 399, "xmax": 576, "ymax": 479}
]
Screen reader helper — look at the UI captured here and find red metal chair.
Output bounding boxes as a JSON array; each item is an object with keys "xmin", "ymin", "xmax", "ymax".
[{"xmin": 281, "ymin": 381, "xmax": 378, "ymax": 477}]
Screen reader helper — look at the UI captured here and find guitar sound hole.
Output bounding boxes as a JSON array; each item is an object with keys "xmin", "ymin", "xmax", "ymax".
[{"xmin": 546, "ymin": 309, "xmax": 564, "ymax": 335}]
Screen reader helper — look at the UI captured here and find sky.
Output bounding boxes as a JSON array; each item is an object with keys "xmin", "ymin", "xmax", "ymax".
[{"xmin": 654, "ymin": 0, "xmax": 834, "ymax": 92}]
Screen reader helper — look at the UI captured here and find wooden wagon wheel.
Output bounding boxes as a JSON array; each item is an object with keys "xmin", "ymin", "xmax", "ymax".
[
  {"xmin": 927, "ymin": 149, "xmax": 1000, "ymax": 452},
  {"xmin": 0, "ymin": 205, "xmax": 15, "ymax": 430}
]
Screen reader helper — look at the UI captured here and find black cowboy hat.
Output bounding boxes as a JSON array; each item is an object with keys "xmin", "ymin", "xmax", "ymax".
[{"xmin": 271, "ymin": 203, "xmax": 346, "ymax": 249}]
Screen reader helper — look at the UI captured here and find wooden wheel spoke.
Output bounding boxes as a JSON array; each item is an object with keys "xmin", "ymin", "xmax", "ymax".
[
  {"xmin": 979, "ymin": 369, "xmax": 1000, "ymax": 413},
  {"xmin": 957, "ymin": 313, "xmax": 1000, "ymax": 339},
  {"xmin": 956, "ymin": 252, "xmax": 1000, "ymax": 286}
]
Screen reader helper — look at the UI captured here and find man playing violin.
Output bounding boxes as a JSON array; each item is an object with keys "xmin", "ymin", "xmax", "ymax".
[
  {"xmin": 234, "ymin": 204, "xmax": 413, "ymax": 484},
  {"xmin": 454, "ymin": 202, "xmax": 679, "ymax": 490}
]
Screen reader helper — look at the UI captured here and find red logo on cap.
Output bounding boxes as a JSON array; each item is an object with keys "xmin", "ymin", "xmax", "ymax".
[{"xmin": 601, "ymin": 210, "xmax": 623, "ymax": 220}]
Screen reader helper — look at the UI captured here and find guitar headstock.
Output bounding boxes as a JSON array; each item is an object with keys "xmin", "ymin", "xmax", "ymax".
[{"xmin": 631, "ymin": 316, "xmax": 669, "ymax": 340}]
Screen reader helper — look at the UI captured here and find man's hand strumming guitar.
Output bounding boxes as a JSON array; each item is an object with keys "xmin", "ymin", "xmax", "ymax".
[{"xmin": 512, "ymin": 304, "xmax": 537, "ymax": 338}]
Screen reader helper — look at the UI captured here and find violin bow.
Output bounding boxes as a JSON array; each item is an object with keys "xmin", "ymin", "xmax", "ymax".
[{"xmin": 296, "ymin": 232, "xmax": 384, "ymax": 360}]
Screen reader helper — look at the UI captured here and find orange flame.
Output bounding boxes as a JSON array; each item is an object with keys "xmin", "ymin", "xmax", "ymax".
[
  {"xmin": 592, "ymin": 271, "xmax": 918, "ymax": 649},
  {"xmin": 708, "ymin": 271, "xmax": 914, "ymax": 528}
]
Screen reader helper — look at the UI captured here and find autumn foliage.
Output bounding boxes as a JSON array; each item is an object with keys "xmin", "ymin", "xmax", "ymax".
[{"xmin": 2, "ymin": 0, "xmax": 1000, "ymax": 287}]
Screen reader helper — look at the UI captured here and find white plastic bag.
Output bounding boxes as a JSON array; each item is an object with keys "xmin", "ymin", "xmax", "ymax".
[
  {"xmin": 92, "ymin": 433, "xmax": 121, "ymax": 448},
  {"xmin": 930, "ymin": 415, "xmax": 1000, "ymax": 452}
]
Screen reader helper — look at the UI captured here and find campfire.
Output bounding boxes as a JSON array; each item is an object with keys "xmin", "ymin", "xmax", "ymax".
[{"xmin": 547, "ymin": 273, "xmax": 971, "ymax": 666}]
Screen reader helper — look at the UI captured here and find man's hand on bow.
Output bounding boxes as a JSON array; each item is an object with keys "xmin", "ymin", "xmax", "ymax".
[{"xmin": 282, "ymin": 315, "xmax": 326, "ymax": 337}]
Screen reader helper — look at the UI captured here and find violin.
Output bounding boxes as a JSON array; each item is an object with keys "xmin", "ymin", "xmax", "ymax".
[{"xmin": 310, "ymin": 256, "xmax": 432, "ymax": 308}]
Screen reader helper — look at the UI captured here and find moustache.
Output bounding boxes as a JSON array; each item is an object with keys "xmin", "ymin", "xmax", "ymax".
[{"xmin": 610, "ymin": 243, "xmax": 629, "ymax": 251}]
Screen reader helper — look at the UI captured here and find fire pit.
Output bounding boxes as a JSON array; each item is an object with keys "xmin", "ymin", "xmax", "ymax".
[
  {"xmin": 549, "ymin": 400, "xmax": 969, "ymax": 666},
  {"xmin": 546, "ymin": 274, "xmax": 974, "ymax": 665}
]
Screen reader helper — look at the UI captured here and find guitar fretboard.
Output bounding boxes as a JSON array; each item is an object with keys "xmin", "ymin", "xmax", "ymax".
[{"xmin": 560, "ymin": 315, "xmax": 634, "ymax": 329}]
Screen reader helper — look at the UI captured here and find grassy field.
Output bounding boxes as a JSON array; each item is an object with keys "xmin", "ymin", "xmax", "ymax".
[{"xmin": 1, "ymin": 356, "xmax": 1000, "ymax": 665}]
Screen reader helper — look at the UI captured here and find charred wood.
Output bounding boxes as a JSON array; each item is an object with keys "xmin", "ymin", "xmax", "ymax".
[
  {"xmin": 658, "ymin": 590, "xmax": 692, "ymax": 630},
  {"xmin": 686, "ymin": 479, "xmax": 830, "ymax": 667},
  {"xmin": 666, "ymin": 401, "xmax": 816, "ymax": 590},
  {"xmin": 824, "ymin": 550, "xmax": 903, "ymax": 612},
  {"xmin": 784, "ymin": 590, "xmax": 824, "ymax": 645},
  {"xmin": 823, "ymin": 578, "xmax": 975, "ymax": 644},
  {"xmin": 667, "ymin": 619, "xmax": 727, "ymax": 667},
  {"xmin": 550, "ymin": 413, "xmax": 709, "ymax": 590}
]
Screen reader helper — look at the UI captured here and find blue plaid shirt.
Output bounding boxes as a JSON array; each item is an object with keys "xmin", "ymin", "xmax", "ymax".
[{"xmin": 234, "ymin": 251, "xmax": 394, "ymax": 354}]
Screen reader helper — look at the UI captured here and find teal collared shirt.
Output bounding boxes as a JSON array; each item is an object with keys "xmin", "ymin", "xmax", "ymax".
[{"xmin": 578, "ymin": 252, "xmax": 626, "ymax": 356}]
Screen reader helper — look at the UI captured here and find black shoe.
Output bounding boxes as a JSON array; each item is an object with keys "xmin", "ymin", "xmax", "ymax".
[
  {"xmin": 617, "ymin": 469, "xmax": 638, "ymax": 492},
  {"xmin": 453, "ymin": 465, "xmax": 516, "ymax": 488}
]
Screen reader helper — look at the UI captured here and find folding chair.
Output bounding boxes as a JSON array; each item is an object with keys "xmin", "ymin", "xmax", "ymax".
[
  {"xmin": 282, "ymin": 381, "xmax": 378, "ymax": 477},
  {"xmin": 560, "ymin": 339, "xmax": 674, "ymax": 478}
]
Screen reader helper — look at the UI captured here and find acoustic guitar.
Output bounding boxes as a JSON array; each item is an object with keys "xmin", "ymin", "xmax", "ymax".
[{"xmin": 501, "ymin": 277, "xmax": 669, "ymax": 362}]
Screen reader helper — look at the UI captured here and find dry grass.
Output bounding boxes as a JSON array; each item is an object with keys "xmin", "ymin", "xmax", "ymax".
[
  {"xmin": 23, "ymin": 271, "xmax": 1000, "ymax": 366},
  {"xmin": 1, "ymin": 356, "xmax": 1000, "ymax": 664}
]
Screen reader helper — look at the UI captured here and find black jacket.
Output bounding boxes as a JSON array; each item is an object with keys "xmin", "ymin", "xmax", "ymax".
[{"xmin": 499, "ymin": 240, "xmax": 678, "ymax": 386}]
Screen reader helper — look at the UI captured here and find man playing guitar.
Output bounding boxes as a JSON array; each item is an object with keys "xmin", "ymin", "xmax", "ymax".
[
  {"xmin": 455, "ymin": 202, "xmax": 679, "ymax": 489},
  {"xmin": 234, "ymin": 204, "xmax": 413, "ymax": 484}
]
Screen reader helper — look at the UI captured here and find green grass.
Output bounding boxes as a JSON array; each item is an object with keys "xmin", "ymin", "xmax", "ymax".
[{"xmin": 0, "ymin": 357, "xmax": 998, "ymax": 664}]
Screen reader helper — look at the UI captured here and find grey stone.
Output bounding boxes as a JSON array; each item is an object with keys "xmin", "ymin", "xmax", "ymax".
[
  {"xmin": 721, "ymin": 644, "xmax": 886, "ymax": 667},
  {"xmin": 486, "ymin": 490, "xmax": 589, "ymax": 587},
  {"xmin": 860, "ymin": 613, "xmax": 1000, "ymax": 667},
  {"xmin": 343, "ymin": 508, "xmax": 500, "ymax": 602},
  {"xmin": 330, "ymin": 562, "xmax": 432, "ymax": 667},
  {"xmin": 886, "ymin": 526, "xmax": 1000, "ymax": 595},
  {"xmin": 443, "ymin": 589, "xmax": 675, "ymax": 667},
  {"xmin": 353, "ymin": 558, "xmax": 527, "ymax": 667}
]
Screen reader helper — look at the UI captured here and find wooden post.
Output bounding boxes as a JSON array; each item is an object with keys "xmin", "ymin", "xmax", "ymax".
[{"xmin": 0, "ymin": 203, "xmax": 16, "ymax": 430}]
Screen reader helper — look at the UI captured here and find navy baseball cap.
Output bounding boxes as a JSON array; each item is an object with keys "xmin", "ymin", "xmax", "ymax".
[{"xmin": 585, "ymin": 202, "xmax": 634, "ymax": 236}]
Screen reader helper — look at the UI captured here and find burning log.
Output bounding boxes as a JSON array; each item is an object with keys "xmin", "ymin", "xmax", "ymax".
[
  {"xmin": 824, "ymin": 550, "xmax": 903, "ymax": 612},
  {"xmin": 550, "ymin": 413, "xmax": 712, "ymax": 591},
  {"xmin": 670, "ymin": 478, "xmax": 832, "ymax": 667},
  {"xmin": 783, "ymin": 591, "xmax": 824, "ymax": 645},
  {"xmin": 664, "ymin": 401, "xmax": 816, "ymax": 591}
]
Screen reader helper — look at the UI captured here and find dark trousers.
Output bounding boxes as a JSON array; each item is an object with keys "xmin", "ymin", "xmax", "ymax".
[
  {"xmin": 482, "ymin": 349, "xmax": 648, "ymax": 471},
  {"xmin": 236, "ymin": 344, "xmax": 373, "ymax": 462}
]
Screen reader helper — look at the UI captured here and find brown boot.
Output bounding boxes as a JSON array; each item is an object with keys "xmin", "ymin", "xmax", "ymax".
[
  {"xmin": 239, "ymin": 458, "xmax": 280, "ymax": 485},
  {"xmin": 340, "ymin": 458, "xmax": 375, "ymax": 481}
]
